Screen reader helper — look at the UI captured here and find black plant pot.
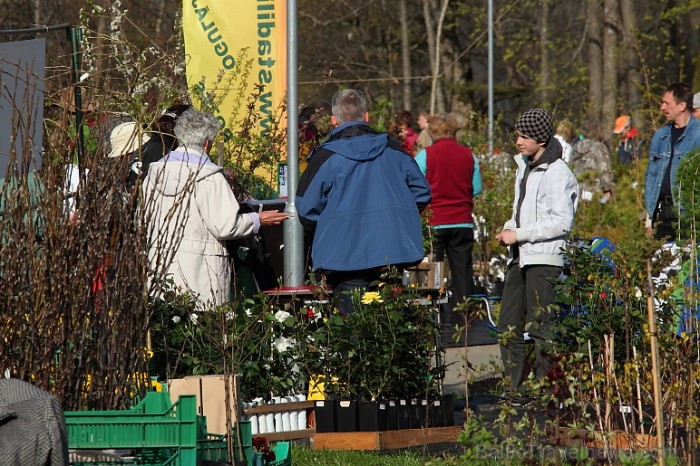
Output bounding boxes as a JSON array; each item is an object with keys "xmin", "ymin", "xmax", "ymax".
[
  {"xmin": 441, "ymin": 394, "xmax": 455, "ymax": 427},
  {"xmin": 429, "ymin": 398, "xmax": 445, "ymax": 427},
  {"xmin": 408, "ymin": 399, "xmax": 422, "ymax": 429},
  {"xmin": 397, "ymin": 399, "xmax": 410, "ymax": 430},
  {"xmin": 314, "ymin": 400, "xmax": 336, "ymax": 433},
  {"xmin": 420, "ymin": 399, "xmax": 430, "ymax": 428},
  {"xmin": 385, "ymin": 400, "xmax": 399, "ymax": 431},
  {"xmin": 358, "ymin": 401, "xmax": 388, "ymax": 431},
  {"xmin": 335, "ymin": 400, "xmax": 358, "ymax": 432}
]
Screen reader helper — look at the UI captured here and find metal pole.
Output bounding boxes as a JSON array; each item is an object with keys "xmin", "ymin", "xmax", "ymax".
[
  {"xmin": 67, "ymin": 26, "xmax": 85, "ymax": 171},
  {"xmin": 283, "ymin": 0, "xmax": 304, "ymax": 287},
  {"xmin": 487, "ymin": 0, "xmax": 494, "ymax": 156},
  {"xmin": 0, "ymin": 23, "xmax": 72, "ymax": 35}
]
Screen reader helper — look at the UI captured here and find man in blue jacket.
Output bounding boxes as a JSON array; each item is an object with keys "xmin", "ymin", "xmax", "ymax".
[
  {"xmin": 644, "ymin": 82, "xmax": 700, "ymax": 241},
  {"xmin": 296, "ymin": 89, "xmax": 432, "ymax": 315}
]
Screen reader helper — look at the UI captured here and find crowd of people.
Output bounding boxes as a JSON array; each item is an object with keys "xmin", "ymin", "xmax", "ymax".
[
  {"xmin": 295, "ymin": 82, "xmax": 700, "ymax": 406},
  {"xmin": 60, "ymin": 81, "xmax": 700, "ymax": 407}
]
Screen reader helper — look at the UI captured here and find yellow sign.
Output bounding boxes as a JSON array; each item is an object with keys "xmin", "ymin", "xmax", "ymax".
[{"xmin": 182, "ymin": 0, "xmax": 287, "ymax": 136}]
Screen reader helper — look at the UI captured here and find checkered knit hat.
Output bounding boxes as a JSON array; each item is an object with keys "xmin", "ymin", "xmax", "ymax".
[{"xmin": 515, "ymin": 108, "xmax": 553, "ymax": 143}]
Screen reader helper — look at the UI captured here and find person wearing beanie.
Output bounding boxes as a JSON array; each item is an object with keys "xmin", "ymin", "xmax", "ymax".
[
  {"xmin": 495, "ymin": 108, "xmax": 578, "ymax": 406},
  {"xmin": 693, "ymin": 92, "xmax": 700, "ymax": 120}
]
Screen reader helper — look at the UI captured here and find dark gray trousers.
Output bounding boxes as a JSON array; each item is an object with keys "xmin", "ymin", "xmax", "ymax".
[{"xmin": 497, "ymin": 262, "xmax": 561, "ymax": 394}]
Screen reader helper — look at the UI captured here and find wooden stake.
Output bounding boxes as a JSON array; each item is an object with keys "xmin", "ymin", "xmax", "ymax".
[
  {"xmin": 632, "ymin": 346, "xmax": 645, "ymax": 435},
  {"xmin": 588, "ymin": 340, "xmax": 604, "ymax": 434},
  {"xmin": 604, "ymin": 334, "xmax": 612, "ymax": 432},
  {"xmin": 646, "ymin": 260, "xmax": 665, "ymax": 466}
]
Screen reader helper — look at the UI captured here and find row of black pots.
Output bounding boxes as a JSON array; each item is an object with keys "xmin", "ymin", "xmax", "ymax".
[{"xmin": 314, "ymin": 395, "xmax": 455, "ymax": 433}]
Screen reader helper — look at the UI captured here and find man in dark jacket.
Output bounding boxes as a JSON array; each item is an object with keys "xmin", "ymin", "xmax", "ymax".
[{"xmin": 296, "ymin": 89, "xmax": 432, "ymax": 315}]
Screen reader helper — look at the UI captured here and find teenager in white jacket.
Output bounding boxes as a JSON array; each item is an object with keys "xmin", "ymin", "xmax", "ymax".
[{"xmin": 495, "ymin": 108, "xmax": 578, "ymax": 406}]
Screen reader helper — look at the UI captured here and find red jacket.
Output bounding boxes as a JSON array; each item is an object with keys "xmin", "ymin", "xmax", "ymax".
[{"xmin": 425, "ymin": 138, "xmax": 475, "ymax": 226}]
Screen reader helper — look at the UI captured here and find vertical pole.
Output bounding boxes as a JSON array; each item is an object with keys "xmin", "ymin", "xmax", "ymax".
[
  {"xmin": 283, "ymin": 0, "xmax": 304, "ymax": 287},
  {"xmin": 646, "ymin": 260, "xmax": 665, "ymax": 465},
  {"xmin": 67, "ymin": 26, "xmax": 84, "ymax": 171},
  {"xmin": 487, "ymin": 0, "xmax": 494, "ymax": 156}
]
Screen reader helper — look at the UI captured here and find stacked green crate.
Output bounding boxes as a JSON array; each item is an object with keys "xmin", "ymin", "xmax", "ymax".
[
  {"xmin": 65, "ymin": 392, "xmax": 204, "ymax": 466},
  {"xmin": 65, "ymin": 392, "xmax": 288, "ymax": 465}
]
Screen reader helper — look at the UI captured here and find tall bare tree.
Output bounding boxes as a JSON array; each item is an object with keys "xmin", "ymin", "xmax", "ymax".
[
  {"xmin": 539, "ymin": 0, "xmax": 550, "ymax": 107},
  {"xmin": 427, "ymin": 0, "xmax": 449, "ymax": 114},
  {"xmin": 399, "ymin": 0, "xmax": 412, "ymax": 110},
  {"xmin": 32, "ymin": 0, "xmax": 40, "ymax": 29},
  {"xmin": 620, "ymin": 0, "xmax": 641, "ymax": 128},
  {"xmin": 586, "ymin": 0, "xmax": 604, "ymax": 125},
  {"xmin": 602, "ymin": 0, "xmax": 620, "ymax": 137}
]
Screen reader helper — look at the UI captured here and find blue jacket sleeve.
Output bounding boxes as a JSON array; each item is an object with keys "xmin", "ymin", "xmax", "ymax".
[{"xmin": 403, "ymin": 155, "xmax": 431, "ymax": 212}]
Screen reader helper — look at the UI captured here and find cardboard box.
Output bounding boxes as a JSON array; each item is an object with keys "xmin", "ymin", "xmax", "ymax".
[
  {"xmin": 169, "ymin": 374, "xmax": 232, "ymax": 435},
  {"xmin": 403, "ymin": 261, "xmax": 445, "ymax": 289}
]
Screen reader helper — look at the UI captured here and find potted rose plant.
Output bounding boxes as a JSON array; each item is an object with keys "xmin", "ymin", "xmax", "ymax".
[{"xmin": 286, "ymin": 269, "xmax": 445, "ymax": 432}]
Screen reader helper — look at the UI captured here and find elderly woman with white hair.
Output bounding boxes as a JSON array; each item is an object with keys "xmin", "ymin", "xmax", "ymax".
[{"xmin": 142, "ymin": 108, "xmax": 287, "ymax": 307}]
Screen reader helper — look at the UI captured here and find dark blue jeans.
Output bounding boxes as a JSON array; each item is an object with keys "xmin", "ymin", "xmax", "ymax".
[{"xmin": 326, "ymin": 268, "xmax": 383, "ymax": 316}]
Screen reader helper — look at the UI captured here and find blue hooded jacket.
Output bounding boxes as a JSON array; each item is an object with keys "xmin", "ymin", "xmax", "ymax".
[{"xmin": 296, "ymin": 121, "xmax": 431, "ymax": 272}]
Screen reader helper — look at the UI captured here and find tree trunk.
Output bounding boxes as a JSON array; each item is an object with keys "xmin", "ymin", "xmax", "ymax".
[
  {"xmin": 586, "ymin": 0, "xmax": 604, "ymax": 127},
  {"xmin": 33, "ymin": 0, "xmax": 41, "ymax": 33},
  {"xmin": 539, "ymin": 0, "xmax": 550, "ymax": 107},
  {"xmin": 620, "ymin": 0, "xmax": 641, "ymax": 130},
  {"xmin": 602, "ymin": 0, "xmax": 620, "ymax": 140},
  {"xmin": 94, "ymin": 13, "xmax": 108, "ymax": 91},
  {"xmin": 680, "ymin": 3, "xmax": 699, "ymax": 88},
  {"xmin": 439, "ymin": 38, "xmax": 471, "ymax": 116},
  {"xmin": 423, "ymin": 0, "xmax": 447, "ymax": 114},
  {"xmin": 430, "ymin": 0, "xmax": 449, "ymax": 114},
  {"xmin": 155, "ymin": 0, "xmax": 167, "ymax": 41},
  {"xmin": 399, "ymin": 0, "xmax": 412, "ymax": 111},
  {"xmin": 381, "ymin": 0, "xmax": 397, "ymax": 110}
]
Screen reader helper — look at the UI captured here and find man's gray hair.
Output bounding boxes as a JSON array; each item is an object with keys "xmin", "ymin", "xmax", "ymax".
[
  {"xmin": 173, "ymin": 108, "xmax": 221, "ymax": 149},
  {"xmin": 331, "ymin": 89, "xmax": 367, "ymax": 125}
]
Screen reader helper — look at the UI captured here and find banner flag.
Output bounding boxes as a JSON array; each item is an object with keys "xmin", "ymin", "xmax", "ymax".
[
  {"xmin": 182, "ymin": 0, "xmax": 287, "ymax": 137},
  {"xmin": 0, "ymin": 38, "xmax": 45, "ymax": 176}
]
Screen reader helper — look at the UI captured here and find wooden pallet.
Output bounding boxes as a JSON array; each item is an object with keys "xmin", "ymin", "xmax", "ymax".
[
  {"xmin": 552, "ymin": 427, "xmax": 657, "ymax": 450},
  {"xmin": 312, "ymin": 426, "xmax": 462, "ymax": 451}
]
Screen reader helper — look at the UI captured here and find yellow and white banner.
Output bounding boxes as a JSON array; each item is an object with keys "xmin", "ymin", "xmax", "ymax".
[{"xmin": 182, "ymin": 0, "xmax": 287, "ymax": 136}]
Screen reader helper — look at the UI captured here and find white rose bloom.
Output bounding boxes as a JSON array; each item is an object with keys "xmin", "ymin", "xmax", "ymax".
[
  {"xmin": 275, "ymin": 310, "xmax": 291, "ymax": 322},
  {"xmin": 273, "ymin": 336, "xmax": 294, "ymax": 353}
]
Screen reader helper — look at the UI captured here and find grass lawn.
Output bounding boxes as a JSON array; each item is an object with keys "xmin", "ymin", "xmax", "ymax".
[{"xmin": 291, "ymin": 445, "xmax": 451, "ymax": 465}]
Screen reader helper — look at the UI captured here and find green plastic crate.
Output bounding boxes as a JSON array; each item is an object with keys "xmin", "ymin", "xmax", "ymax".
[
  {"xmin": 65, "ymin": 392, "xmax": 197, "ymax": 466},
  {"xmin": 269, "ymin": 441, "xmax": 291, "ymax": 466},
  {"xmin": 248, "ymin": 441, "xmax": 291, "ymax": 466},
  {"xmin": 66, "ymin": 393, "xmax": 257, "ymax": 466},
  {"xmin": 197, "ymin": 433, "xmax": 228, "ymax": 462},
  {"xmin": 232, "ymin": 420, "xmax": 252, "ymax": 465}
]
